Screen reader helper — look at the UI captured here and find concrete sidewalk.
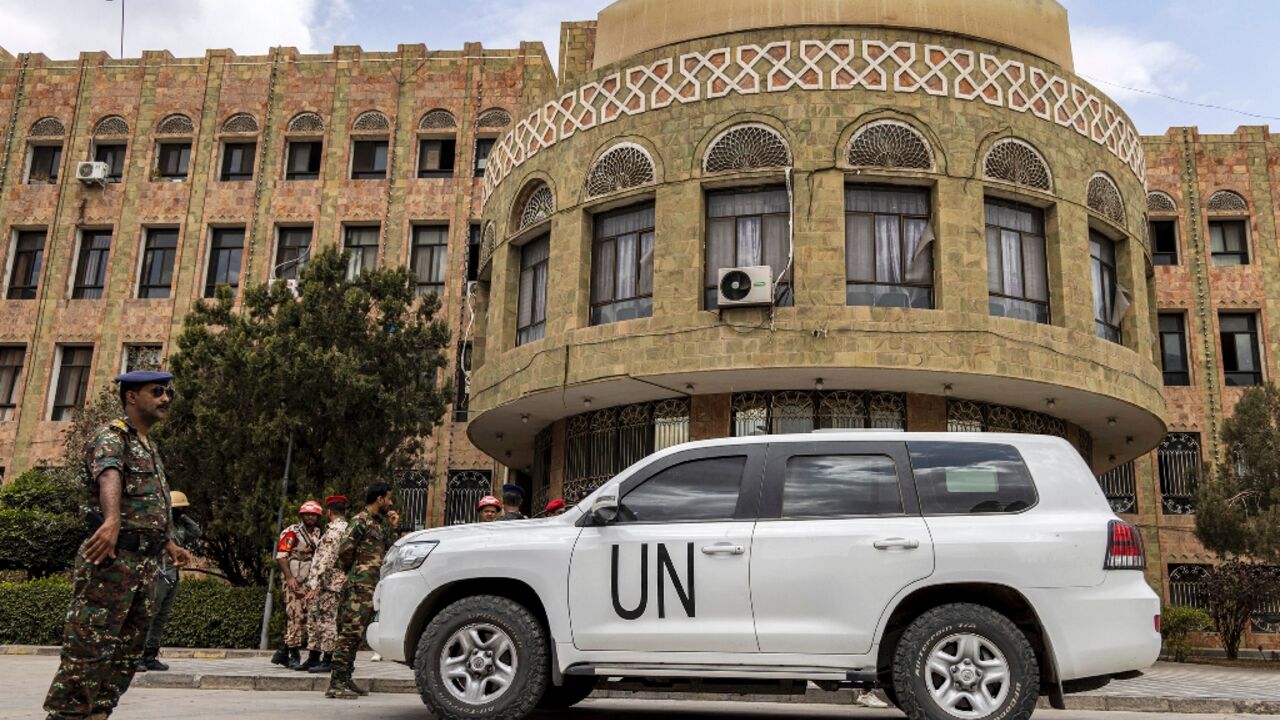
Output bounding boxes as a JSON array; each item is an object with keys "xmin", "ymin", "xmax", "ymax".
[{"xmin": 6, "ymin": 647, "xmax": 1280, "ymax": 714}]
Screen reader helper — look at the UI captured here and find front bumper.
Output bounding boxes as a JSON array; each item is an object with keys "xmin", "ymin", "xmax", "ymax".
[{"xmin": 367, "ymin": 569, "xmax": 431, "ymax": 663}]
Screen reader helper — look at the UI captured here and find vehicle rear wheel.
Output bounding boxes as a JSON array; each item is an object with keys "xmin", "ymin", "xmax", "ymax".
[
  {"xmin": 892, "ymin": 603, "xmax": 1038, "ymax": 720},
  {"xmin": 536, "ymin": 675, "xmax": 597, "ymax": 709},
  {"xmin": 414, "ymin": 595, "xmax": 548, "ymax": 720}
]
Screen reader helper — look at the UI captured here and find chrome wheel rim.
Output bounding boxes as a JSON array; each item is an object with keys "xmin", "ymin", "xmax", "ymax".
[
  {"xmin": 439, "ymin": 623, "xmax": 518, "ymax": 705},
  {"xmin": 924, "ymin": 632, "xmax": 1011, "ymax": 719}
]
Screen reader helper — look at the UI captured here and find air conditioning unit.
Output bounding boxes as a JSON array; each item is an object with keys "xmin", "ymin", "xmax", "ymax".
[
  {"xmin": 269, "ymin": 278, "xmax": 300, "ymax": 298},
  {"xmin": 717, "ymin": 265, "xmax": 773, "ymax": 307},
  {"xmin": 75, "ymin": 161, "xmax": 109, "ymax": 183}
]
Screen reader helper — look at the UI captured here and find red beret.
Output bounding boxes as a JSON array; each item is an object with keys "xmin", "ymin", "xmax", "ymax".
[
  {"xmin": 324, "ymin": 495, "xmax": 348, "ymax": 507},
  {"xmin": 545, "ymin": 498, "xmax": 565, "ymax": 513}
]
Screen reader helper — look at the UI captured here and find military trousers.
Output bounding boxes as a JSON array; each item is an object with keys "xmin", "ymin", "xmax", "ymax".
[
  {"xmin": 306, "ymin": 588, "xmax": 342, "ymax": 653},
  {"xmin": 330, "ymin": 582, "xmax": 375, "ymax": 682},
  {"xmin": 45, "ymin": 548, "xmax": 159, "ymax": 719},
  {"xmin": 144, "ymin": 568, "xmax": 179, "ymax": 652},
  {"xmin": 282, "ymin": 583, "xmax": 309, "ymax": 648}
]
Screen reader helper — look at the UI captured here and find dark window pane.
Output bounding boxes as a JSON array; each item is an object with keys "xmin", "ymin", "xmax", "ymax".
[
  {"xmin": 591, "ymin": 203, "xmax": 654, "ymax": 326},
  {"xmin": 1150, "ymin": 220, "xmax": 1178, "ymax": 266},
  {"xmin": 51, "ymin": 346, "xmax": 93, "ymax": 421},
  {"xmin": 0, "ymin": 346, "xmax": 25, "ymax": 420},
  {"xmin": 1159, "ymin": 313, "xmax": 1190, "ymax": 386},
  {"xmin": 343, "ymin": 226, "xmax": 380, "ymax": 279},
  {"xmin": 618, "ymin": 455, "xmax": 747, "ymax": 523},
  {"xmin": 782, "ymin": 455, "xmax": 903, "ymax": 518},
  {"xmin": 1220, "ymin": 313, "xmax": 1261, "ymax": 386},
  {"xmin": 418, "ymin": 138, "xmax": 456, "ymax": 177},
  {"xmin": 517, "ymin": 235, "xmax": 550, "ymax": 346},
  {"xmin": 910, "ymin": 442, "xmax": 1038, "ymax": 514},
  {"xmin": 93, "ymin": 143, "xmax": 127, "ymax": 182},
  {"xmin": 28, "ymin": 145, "xmax": 62, "ymax": 183},
  {"xmin": 466, "ymin": 223, "xmax": 481, "ymax": 283},
  {"xmin": 275, "ymin": 227, "xmax": 312, "ymax": 279},
  {"xmin": 351, "ymin": 140, "xmax": 388, "ymax": 179},
  {"xmin": 7, "ymin": 230, "xmax": 46, "ymax": 300},
  {"xmin": 286, "ymin": 141, "xmax": 322, "ymax": 179},
  {"xmin": 474, "ymin": 138, "xmax": 495, "ymax": 177},
  {"xmin": 1210, "ymin": 220, "xmax": 1249, "ymax": 265},
  {"xmin": 73, "ymin": 230, "xmax": 112, "ymax": 299},
  {"xmin": 205, "ymin": 228, "xmax": 244, "ymax": 297},
  {"xmin": 138, "ymin": 229, "xmax": 178, "ymax": 299},
  {"xmin": 412, "ymin": 226, "xmax": 449, "ymax": 297},
  {"xmin": 220, "ymin": 142, "xmax": 256, "ymax": 181},
  {"xmin": 156, "ymin": 143, "xmax": 191, "ymax": 179}
]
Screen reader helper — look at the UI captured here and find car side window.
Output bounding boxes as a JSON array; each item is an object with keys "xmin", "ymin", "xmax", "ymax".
[
  {"xmin": 782, "ymin": 455, "xmax": 903, "ymax": 518},
  {"xmin": 909, "ymin": 442, "xmax": 1037, "ymax": 514},
  {"xmin": 618, "ymin": 455, "xmax": 747, "ymax": 523}
]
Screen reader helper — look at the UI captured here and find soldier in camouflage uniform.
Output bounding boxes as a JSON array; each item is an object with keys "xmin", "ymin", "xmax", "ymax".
[
  {"xmin": 326, "ymin": 483, "xmax": 398, "ymax": 699},
  {"xmin": 271, "ymin": 501, "xmax": 323, "ymax": 669},
  {"xmin": 296, "ymin": 495, "xmax": 349, "ymax": 673},
  {"xmin": 45, "ymin": 370, "xmax": 193, "ymax": 720}
]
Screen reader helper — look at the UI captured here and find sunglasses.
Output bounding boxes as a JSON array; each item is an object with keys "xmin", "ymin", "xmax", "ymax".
[{"xmin": 147, "ymin": 386, "xmax": 177, "ymax": 399}]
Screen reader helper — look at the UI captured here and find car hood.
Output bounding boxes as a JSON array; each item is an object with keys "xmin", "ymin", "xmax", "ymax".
[{"xmin": 395, "ymin": 513, "xmax": 578, "ymax": 546}]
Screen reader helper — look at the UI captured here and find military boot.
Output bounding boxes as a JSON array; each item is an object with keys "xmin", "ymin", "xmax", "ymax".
[
  {"xmin": 307, "ymin": 652, "xmax": 333, "ymax": 673},
  {"xmin": 295, "ymin": 650, "xmax": 321, "ymax": 672},
  {"xmin": 286, "ymin": 647, "xmax": 302, "ymax": 670},
  {"xmin": 325, "ymin": 675, "xmax": 359, "ymax": 700},
  {"xmin": 350, "ymin": 679, "xmax": 369, "ymax": 696},
  {"xmin": 142, "ymin": 647, "xmax": 169, "ymax": 671},
  {"xmin": 269, "ymin": 644, "xmax": 289, "ymax": 667}
]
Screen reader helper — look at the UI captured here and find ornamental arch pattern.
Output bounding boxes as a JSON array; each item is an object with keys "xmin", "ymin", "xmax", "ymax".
[
  {"xmin": 703, "ymin": 123, "xmax": 791, "ymax": 173},
  {"xmin": 287, "ymin": 111, "xmax": 325, "ymax": 134},
  {"xmin": 30, "ymin": 117, "xmax": 65, "ymax": 137},
  {"xmin": 584, "ymin": 142, "xmax": 656, "ymax": 198},
  {"xmin": 419, "ymin": 109, "xmax": 457, "ymax": 130},
  {"xmin": 480, "ymin": 36, "xmax": 1146, "ymax": 204},
  {"xmin": 156, "ymin": 114, "xmax": 194, "ymax": 135},
  {"xmin": 477, "ymin": 108, "xmax": 512, "ymax": 128},
  {"xmin": 1206, "ymin": 190, "xmax": 1247, "ymax": 213},
  {"xmin": 983, "ymin": 137, "xmax": 1052, "ymax": 191},
  {"xmin": 221, "ymin": 113, "xmax": 259, "ymax": 134},
  {"xmin": 1087, "ymin": 172, "xmax": 1125, "ymax": 225},
  {"xmin": 1147, "ymin": 191, "xmax": 1177, "ymax": 214},
  {"xmin": 515, "ymin": 183, "xmax": 555, "ymax": 231},
  {"xmin": 352, "ymin": 110, "xmax": 391, "ymax": 132},
  {"xmin": 846, "ymin": 119, "xmax": 933, "ymax": 170},
  {"xmin": 93, "ymin": 116, "xmax": 129, "ymax": 137}
]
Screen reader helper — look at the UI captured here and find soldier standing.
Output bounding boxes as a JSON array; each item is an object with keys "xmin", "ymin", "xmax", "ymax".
[
  {"xmin": 499, "ymin": 483, "xmax": 526, "ymax": 521},
  {"xmin": 326, "ymin": 483, "xmax": 397, "ymax": 700},
  {"xmin": 296, "ymin": 495, "xmax": 349, "ymax": 674},
  {"xmin": 44, "ymin": 370, "xmax": 192, "ymax": 720},
  {"xmin": 137, "ymin": 490, "xmax": 202, "ymax": 672},
  {"xmin": 271, "ymin": 501, "xmax": 323, "ymax": 669}
]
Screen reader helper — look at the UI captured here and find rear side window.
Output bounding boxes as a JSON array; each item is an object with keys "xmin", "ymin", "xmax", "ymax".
[
  {"xmin": 909, "ymin": 442, "xmax": 1036, "ymax": 514},
  {"xmin": 783, "ymin": 455, "xmax": 903, "ymax": 518},
  {"xmin": 618, "ymin": 455, "xmax": 747, "ymax": 523}
]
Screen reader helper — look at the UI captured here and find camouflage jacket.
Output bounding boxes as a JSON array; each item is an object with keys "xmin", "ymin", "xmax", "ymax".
[
  {"xmin": 307, "ymin": 517, "xmax": 348, "ymax": 594},
  {"xmin": 336, "ymin": 510, "xmax": 393, "ymax": 588},
  {"xmin": 276, "ymin": 521, "xmax": 321, "ymax": 583},
  {"xmin": 85, "ymin": 417, "xmax": 172, "ymax": 535}
]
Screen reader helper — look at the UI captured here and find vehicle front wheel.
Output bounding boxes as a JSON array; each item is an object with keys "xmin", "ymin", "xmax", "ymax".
[
  {"xmin": 414, "ymin": 595, "xmax": 548, "ymax": 720},
  {"xmin": 536, "ymin": 675, "xmax": 597, "ymax": 709},
  {"xmin": 892, "ymin": 603, "xmax": 1039, "ymax": 720}
]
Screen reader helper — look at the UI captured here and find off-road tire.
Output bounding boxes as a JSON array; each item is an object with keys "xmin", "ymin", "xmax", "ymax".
[
  {"xmin": 414, "ymin": 595, "xmax": 549, "ymax": 720},
  {"xmin": 892, "ymin": 603, "xmax": 1039, "ymax": 720},
  {"xmin": 536, "ymin": 676, "xmax": 597, "ymax": 710}
]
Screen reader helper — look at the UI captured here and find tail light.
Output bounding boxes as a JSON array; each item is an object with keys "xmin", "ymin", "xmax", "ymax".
[{"xmin": 1104, "ymin": 519, "xmax": 1146, "ymax": 570}]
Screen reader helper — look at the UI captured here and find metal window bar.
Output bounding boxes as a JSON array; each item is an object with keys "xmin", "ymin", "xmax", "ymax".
[
  {"xmin": 1251, "ymin": 567, "xmax": 1280, "ymax": 633},
  {"xmin": 1158, "ymin": 433, "xmax": 1201, "ymax": 515},
  {"xmin": 1167, "ymin": 564, "xmax": 1212, "ymax": 614},
  {"xmin": 1097, "ymin": 461, "xmax": 1137, "ymax": 514},
  {"xmin": 443, "ymin": 469, "xmax": 493, "ymax": 526},
  {"xmin": 731, "ymin": 391, "xmax": 905, "ymax": 436},
  {"xmin": 531, "ymin": 427, "xmax": 553, "ymax": 515},
  {"xmin": 564, "ymin": 399, "xmax": 691, "ymax": 503}
]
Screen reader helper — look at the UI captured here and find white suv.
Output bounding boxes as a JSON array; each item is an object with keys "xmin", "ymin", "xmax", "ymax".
[{"xmin": 370, "ymin": 432, "xmax": 1160, "ymax": 720}]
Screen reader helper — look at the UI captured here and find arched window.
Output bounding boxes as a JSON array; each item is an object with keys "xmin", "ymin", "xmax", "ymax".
[
  {"xmin": 476, "ymin": 108, "xmax": 512, "ymax": 128},
  {"xmin": 155, "ymin": 114, "xmax": 194, "ymax": 135},
  {"xmin": 703, "ymin": 123, "xmax": 791, "ymax": 174},
  {"xmin": 286, "ymin": 111, "xmax": 325, "ymax": 134},
  {"xmin": 983, "ymin": 138, "xmax": 1052, "ymax": 192},
  {"xmin": 419, "ymin": 109, "xmax": 457, "ymax": 130},
  {"xmin": 584, "ymin": 143, "xmax": 656, "ymax": 199},
  {"xmin": 1206, "ymin": 190, "xmax": 1247, "ymax": 213},
  {"xmin": 221, "ymin": 113, "xmax": 259, "ymax": 134},
  {"xmin": 1086, "ymin": 173, "xmax": 1125, "ymax": 225},
  {"xmin": 352, "ymin": 110, "xmax": 390, "ymax": 132},
  {"xmin": 1146, "ymin": 191, "xmax": 1176, "ymax": 214},
  {"xmin": 93, "ymin": 116, "xmax": 129, "ymax": 137},
  {"xmin": 30, "ymin": 117, "xmax": 66, "ymax": 137},
  {"xmin": 515, "ymin": 182, "xmax": 555, "ymax": 231},
  {"xmin": 846, "ymin": 120, "xmax": 933, "ymax": 171}
]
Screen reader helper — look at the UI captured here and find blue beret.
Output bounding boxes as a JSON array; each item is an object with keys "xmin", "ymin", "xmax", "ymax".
[
  {"xmin": 502, "ymin": 484, "xmax": 525, "ymax": 498},
  {"xmin": 114, "ymin": 370, "xmax": 174, "ymax": 385}
]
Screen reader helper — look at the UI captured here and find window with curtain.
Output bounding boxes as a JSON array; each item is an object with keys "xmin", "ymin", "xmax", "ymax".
[
  {"xmin": 591, "ymin": 203, "xmax": 654, "ymax": 325},
  {"xmin": 704, "ymin": 186, "xmax": 791, "ymax": 309},
  {"xmin": 155, "ymin": 142, "xmax": 191, "ymax": 180},
  {"xmin": 1209, "ymin": 220, "xmax": 1249, "ymax": 265},
  {"xmin": 1159, "ymin": 313, "xmax": 1190, "ymax": 386},
  {"xmin": 411, "ymin": 225, "xmax": 448, "ymax": 297},
  {"xmin": 474, "ymin": 138, "xmax": 495, "ymax": 177},
  {"xmin": 220, "ymin": 142, "xmax": 256, "ymax": 181},
  {"xmin": 51, "ymin": 346, "xmax": 93, "ymax": 421},
  {"xmin": 343, "ymin": 226, "xmax": 379, "ymax": 280},
  {"xmin": 274, "ymin": 227, "xmax": 311, "ymax": 279},
  {"xmin": 985, "ymin": 199, "xmax": 1049, "ymax": 324},
  {"xmin": 72, "ymin": 230, "xmax": 112, "ymax": 299},
  {"xmin": 7, "ymin": 230, "xmax": 45, "ymax": 299},
  {"xmin": 1220, "ymin": 312, "xmax": 1262, "ymax": 386},
  {"xmin": 0, "ymin": 346, "xmax": 24, "ymax": 421},
  {"xmin": 94, "ymin": 143, "xmax": 126, "ymax": 182},
  {"xmin": 844, "ymin": 186, "xmax": 933, "ymax": 308},
  {"xmin": 138, "ymin": 228, "xmax": 178, "ymax": 299},
  {"xmin": 1089, "ymin": 231, "xmax": 1125, "ymax": 344},
  {"xmin": 351, "ymin": 140, "xmax": 388, "ymax": 179},
  {"xmin": 205, "ymin": 228, "xmax": 244, "ymax": 297},
  {"xmin": 285, "ymin": 140, "xmax": 323, "ymax": 180},
  {"xmin": 516, "ymin": 235, "xmax": 549, "ymax": 346},
  {"xmin": 27, "ymin": 144, "xmax": 62, "ymax": 184}
]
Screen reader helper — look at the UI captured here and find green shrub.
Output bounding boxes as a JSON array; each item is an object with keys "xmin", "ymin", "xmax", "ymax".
[
  {"xmin": 1162, "ymin": 605, "xmax": 1211, "ymax": 662},
  {"xmin": 0, "ymin": 509, "xmax": 87, "ymax": 577},
  {"xmin": 0, "ymin": 469, "xmax": 81, "ymax": 515},
  {"xmin": 0, "ymin": 576, "xmax": 72, "ymax": 645},
  {"xmin": 0, "ymin": 575, "xmax": 282, "ymax": 648}
]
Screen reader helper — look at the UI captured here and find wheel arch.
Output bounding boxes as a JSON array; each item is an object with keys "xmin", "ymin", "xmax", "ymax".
[
  {"xmin": 404, "ymin": 576, "xmax": 551, "ymax": 667},
  {"xmin": 874, "ymin": 582, "xmax": 1061, "ymax": 697}
]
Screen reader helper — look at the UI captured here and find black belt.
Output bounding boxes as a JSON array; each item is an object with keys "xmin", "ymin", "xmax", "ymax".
[{"xmin": 118, "ymin": 531, "xmax": 167, "ymax": 557}]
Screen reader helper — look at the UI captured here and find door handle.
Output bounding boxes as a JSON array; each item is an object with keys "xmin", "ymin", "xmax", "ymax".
[
  {"xmin": 700, "ymin": 543, "xmax": 745, "ymax": 556},
  {"xmin": 873, "ymin": 537, "xmax": 920, "ymax": 550}
]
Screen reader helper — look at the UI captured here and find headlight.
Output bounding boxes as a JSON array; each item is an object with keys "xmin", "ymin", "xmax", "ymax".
[{"xmin": 381, "ymin": 540, "xmax": 438, "ymax": 578}]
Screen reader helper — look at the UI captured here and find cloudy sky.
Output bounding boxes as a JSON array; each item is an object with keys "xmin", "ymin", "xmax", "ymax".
[{"xmin": 0, "ymin": 0, "xmax": 1273, "ymax": 135}]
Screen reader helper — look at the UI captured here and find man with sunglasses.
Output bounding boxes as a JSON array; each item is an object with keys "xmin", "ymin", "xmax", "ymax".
[{"xmin": 45, "ymin": 370, "xmax": 192, "ymax": 720}]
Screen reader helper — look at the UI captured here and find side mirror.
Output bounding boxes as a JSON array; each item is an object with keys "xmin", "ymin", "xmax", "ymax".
[{"xmin": 588, "ymin": 494, "xmax": 619, "ymax": 526}]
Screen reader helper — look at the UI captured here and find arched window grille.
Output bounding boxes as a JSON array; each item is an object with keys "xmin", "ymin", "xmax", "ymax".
[
  {"xmin": 564, "ymin": 399, "xmax": 690, "ymax": 503},
  {"xmin": 156, "ymin": 114, "xmax": 194, "ymax": 135},
  {"xmin": 945, "ymin": 399, "xmax": 1068, "ymax": 437},
  {"xmin": 1147, "ymin": 191, "xmax": 1177, "ymax": 214},
  {"xmin": 731, "ymin": 390, "xmax": 905, "ymax": 436},
  {"xmin": 983, "ymin": 138, "xmax": 1052, "ymax": 192},
  {"xmin": 1158, "ymin": 432, "xmax": 1201, "ymax": 515},
  {"xmin": 287, "ymin": 112, "xmax": 325, "ymax": 134},
  {"xmin": 93, "ymin": 116, "xmax": 129, "ymax": 137},
  {"xmin": 221, "ymin": 113, "xmax": 259, "ymax": 134},
  {"xmin": 420, "ymin": 109, "xmax": 457, "ymax": 130},
  {"xmin": 516, "ymin": 183, "xmax": 554, "ymax": 231},
  {"xmin": 704, "ymin": 123, "xmax": 791, "ymax": 174},
  {"xmin": 1087, "ymin": 172, "xmax": 1126, "ymax": 225},
  {"xmin": 476, "ymin": 108, "xmax": 512, "ymax": 128},
  {"xmin": 1097, "ymin": 461, "xmax": 1137, "ymax": 514},
  {"xmin": 352, "ymin": 110, "xmax": 390, "ymax": 132},
  {"xmin": 584, "ymin": 143, "xmax": 656, "ymax": 198},
  {"xmin": 531, "ymin": 427, "xmax": 553, "ymax": 515},
  {"xmin": 444, "ymin": 469, "xmax": 493, "ymax": 526},
  {"xmin": 1167, "ymin": 564, "xmax": 1212, "ymax": 613},
  {"xmin": 1206, "ymin": 190, "xmax": 1248, "ymax": 213},
  {"xmin": 30, "ymin": 117, "xmax": 66, "ymax": 137},
  {"xmin": 846, "ymin": 120, "xmax": 934, "ymax": 171}
]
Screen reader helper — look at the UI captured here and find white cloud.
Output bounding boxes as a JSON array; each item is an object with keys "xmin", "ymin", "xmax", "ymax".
[
  {"xmin": 1071, "ymin": 25, "xmax": 1198, "ymax": 101},
  {"xmin": 0, "ymin": 0, "xmax": 349, "ymax": 60}
]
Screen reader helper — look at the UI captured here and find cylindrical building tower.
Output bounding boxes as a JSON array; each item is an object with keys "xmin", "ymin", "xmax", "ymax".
[{"xmin": 468, "ymin": 0, "xmax": 1165, "ymax": 512}]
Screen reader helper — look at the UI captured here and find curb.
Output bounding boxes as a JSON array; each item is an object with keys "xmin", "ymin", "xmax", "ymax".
[
  {"xmin": 0, "ymin": 645, "xmax": 273, "ymax": 659},
  {"xmin": 125, "ymin": 674, "xmax": 1280, "ymax": 713}
]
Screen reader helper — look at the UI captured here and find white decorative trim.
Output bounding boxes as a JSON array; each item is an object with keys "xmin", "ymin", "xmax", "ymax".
[{"xmin": 481, "ymin": 36, "xmax": 1146, "ymax": 206}]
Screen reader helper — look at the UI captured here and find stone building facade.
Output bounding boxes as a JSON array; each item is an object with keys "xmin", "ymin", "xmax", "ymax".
[{"xmin": 0, "ymin": 1, "xmax": 1278, "ymax": 641}]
